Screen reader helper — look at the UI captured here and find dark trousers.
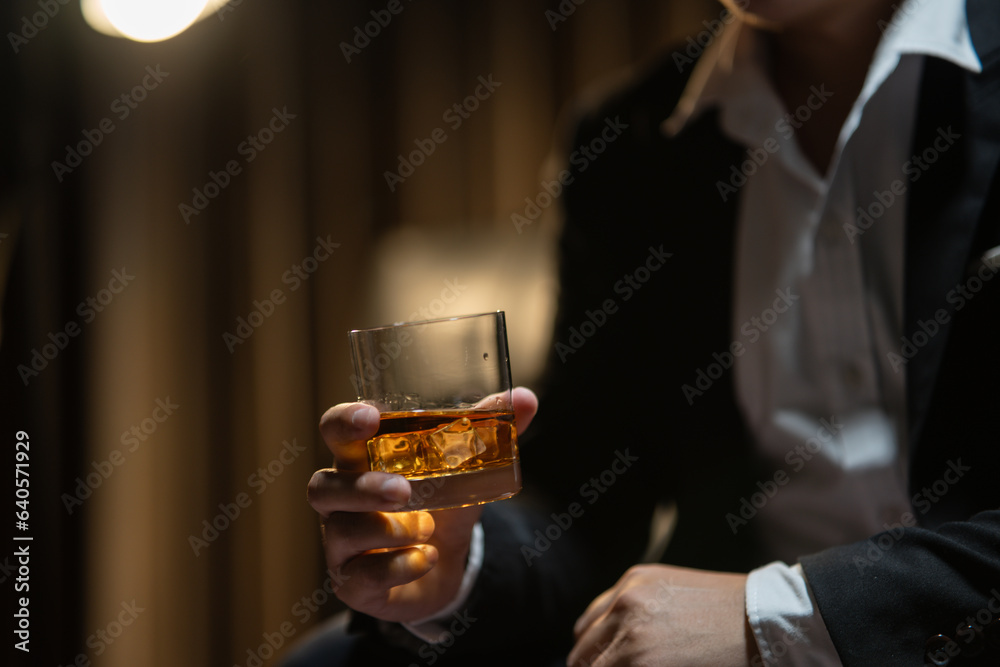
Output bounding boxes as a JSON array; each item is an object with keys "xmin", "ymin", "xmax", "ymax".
[{"xmin": 280, "ymin": 612, "xmax": 568, "ymax": 667}]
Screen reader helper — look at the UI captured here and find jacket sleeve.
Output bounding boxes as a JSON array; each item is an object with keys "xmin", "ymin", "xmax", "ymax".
[{"xmin": 801, "ymin": 508, "xmax": 1000, "ymax": 665}]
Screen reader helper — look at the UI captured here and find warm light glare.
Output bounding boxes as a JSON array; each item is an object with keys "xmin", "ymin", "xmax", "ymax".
[{"xmin": 83, "ymin": 0, "xmax": 212, "ymax": 42}]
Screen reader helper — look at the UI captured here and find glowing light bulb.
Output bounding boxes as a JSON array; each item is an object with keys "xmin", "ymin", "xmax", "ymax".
[{"xmin": 83, "ymin": 0, "xmax": 212, "ymax": 43}]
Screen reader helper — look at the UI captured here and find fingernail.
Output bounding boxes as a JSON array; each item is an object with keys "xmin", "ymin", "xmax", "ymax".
[
  {"xmin": 380, "ymin": 475, "xmax": 411, "ymax": 506},
  {"xmin": 415, "ymin": 512, "xmax": 434, "ymax": 541},
  {"xmin": 351, "ymin": 406, "xmax": 378, "ymax": 430},
  {"xmin": 416, "ymin": 543, "xmax": 439, "ymax": 566}
]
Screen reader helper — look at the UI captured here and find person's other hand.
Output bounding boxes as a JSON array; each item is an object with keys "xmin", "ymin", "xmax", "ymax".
[
  {"xmin": 307, "ymin": 387, "xmax": 538, "ymax": 623},
  {"xmin": 568, "ymin": 564, "xmax": 759, "ymax": 667}
]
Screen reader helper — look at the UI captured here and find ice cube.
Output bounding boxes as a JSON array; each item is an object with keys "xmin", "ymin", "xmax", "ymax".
[
  {"xmin": 370, "ymin": 434, "xmax": 423, "ymax": 474},
  {"xmin": 401, "ymin": 393, "xmax": 422, "ymax": 411},
  {"xmin": 428, "ymin": 417, "xmax": 486, "ymax": 469},
  {"xmin": 475, "ymin": 420, "xmax": 500, "ymax": 460}
]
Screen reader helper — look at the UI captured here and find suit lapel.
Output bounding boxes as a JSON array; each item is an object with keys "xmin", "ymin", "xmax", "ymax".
[{"xmin": 905, "ymin": 0, "xmax": 1000, "ymax": 449}]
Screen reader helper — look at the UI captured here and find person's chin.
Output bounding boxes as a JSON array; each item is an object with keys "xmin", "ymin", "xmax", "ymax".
[{"xmin": 721, "ymin": 0, "xmax": 827, "ymax": 31}]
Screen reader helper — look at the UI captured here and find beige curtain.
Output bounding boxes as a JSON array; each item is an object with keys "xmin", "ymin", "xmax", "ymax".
[{"xmin": 5, "ymin": 1, "xmax": 716, "ymax": 664}]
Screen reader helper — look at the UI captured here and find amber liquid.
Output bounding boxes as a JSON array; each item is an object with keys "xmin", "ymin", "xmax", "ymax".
[{"xmin": 367, "ymin": 410, "xmax": 520, "ymax": 511}]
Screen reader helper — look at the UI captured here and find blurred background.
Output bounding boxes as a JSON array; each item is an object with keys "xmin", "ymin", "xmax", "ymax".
[{"xmin": 0, "ymin": 0, "xmax": 714, "ymax": 664}]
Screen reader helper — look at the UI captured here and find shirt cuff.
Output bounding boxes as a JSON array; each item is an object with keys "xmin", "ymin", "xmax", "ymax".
[
  {"xmin": 401, "ymin": 521, "xmax": 484, "ymax": 644},
  {"xmin": 746, "ymin": 561, "xmax": 842, "ymax": 666}
]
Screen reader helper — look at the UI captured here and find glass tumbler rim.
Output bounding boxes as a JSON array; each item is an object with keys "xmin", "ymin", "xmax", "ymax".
[{"xmin": 348, "ymin": 310, "xmax": 505, "ymax": 335}]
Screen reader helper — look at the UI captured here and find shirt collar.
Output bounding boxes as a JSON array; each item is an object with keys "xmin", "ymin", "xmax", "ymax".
[{"xmin": 662, "ymin": 0, "xmax": 982, "ymax": 140}]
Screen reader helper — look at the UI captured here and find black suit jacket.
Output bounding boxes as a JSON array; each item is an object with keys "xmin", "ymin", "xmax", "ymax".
[{"xmin": 450, "ymin": 2, "xmax": 1000, "ymax": 665}]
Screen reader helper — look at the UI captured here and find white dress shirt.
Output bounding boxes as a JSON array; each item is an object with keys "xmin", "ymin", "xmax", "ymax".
[{"xmin": 664, "ymin": 0, "xmax": 981, "ymax": 664}]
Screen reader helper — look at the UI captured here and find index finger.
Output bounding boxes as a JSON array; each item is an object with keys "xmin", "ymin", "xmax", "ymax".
[
  {"xmin": 319, "ymin": 402, "xmax": 380, "ymax": 471},
  {"xmin": 573, "ymin": 585, "xmax": 617, "ymax": 638},
  {"xmin": 307, "ymin": 469, "xmax": 411, "ymax": 515}
]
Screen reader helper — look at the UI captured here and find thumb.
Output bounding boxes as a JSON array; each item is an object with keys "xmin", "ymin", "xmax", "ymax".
[{"xmin": 512, "ymin": 386, "xmax": 538, "ymax": 434}]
